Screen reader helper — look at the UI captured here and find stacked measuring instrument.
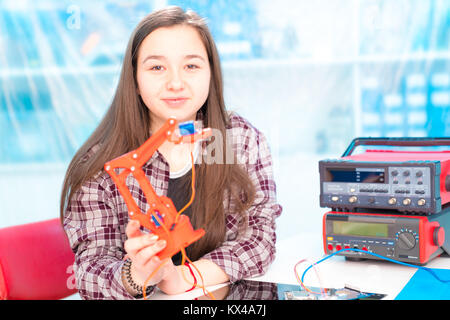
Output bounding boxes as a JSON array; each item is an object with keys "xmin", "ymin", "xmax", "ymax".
[{"xmin": 319, "ymin": 138, "xmax": 450, "ymax": 265}]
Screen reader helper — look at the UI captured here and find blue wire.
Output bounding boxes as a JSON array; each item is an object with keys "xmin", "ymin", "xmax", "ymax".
[{"xmin": 301, "ymin": 248, "xmax": 450, "ymax": 285}]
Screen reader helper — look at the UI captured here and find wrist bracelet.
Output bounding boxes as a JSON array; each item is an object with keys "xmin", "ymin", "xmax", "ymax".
[{"xmin": 122, "ymin": 258, "xmax": 155, "ymax": 299}]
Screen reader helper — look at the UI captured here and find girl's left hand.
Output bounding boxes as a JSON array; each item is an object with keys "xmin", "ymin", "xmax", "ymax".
[{"xmin": 157, "ymin": 264, "xmax": 193, "ymax": 295}]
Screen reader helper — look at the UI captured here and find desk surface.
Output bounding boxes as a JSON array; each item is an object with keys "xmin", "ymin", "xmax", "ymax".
[{"xmin": 152, "ymin": 232, "xmax": 450, "ymax": 300}]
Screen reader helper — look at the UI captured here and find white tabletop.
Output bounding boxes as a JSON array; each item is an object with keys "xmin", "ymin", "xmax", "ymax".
[
  {"xmin": 65, "ymin": 231, "xmax": 450, "ymax": 300},
  {"xmin": 152, "ymin": 231, "xmax": 450, "ymax": 300}
]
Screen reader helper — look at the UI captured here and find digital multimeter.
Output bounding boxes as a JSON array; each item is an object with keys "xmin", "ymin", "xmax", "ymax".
[{"xmin": 323, "ymin": 209, "xmax": 449, "ymax": 265}]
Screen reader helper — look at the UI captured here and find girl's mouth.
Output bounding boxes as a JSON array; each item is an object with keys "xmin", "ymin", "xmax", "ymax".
[{"xmin": 162, "ymin": 97, "xmax": 189, "ymax": 107}]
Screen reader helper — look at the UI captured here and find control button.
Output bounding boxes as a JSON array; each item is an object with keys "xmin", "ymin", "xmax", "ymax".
[
  {"xmin": 388, "ymin": 197, "xmax": 397, "ymax": 205},
  {"xmin": 349, "ymin": 196, "xmax": 357, "ymax": 203},
  {"xmin": 393, "ymin": 180, "xmax": 399, "ymax": 184},
  {"xmin": 403, "ymin": 170, "xmax": 410, "ymax": 177},
  {"xmin": 417, "ymin": 180, "xmax": 423, "ymax": 185},
  {"xmin": 405, "ymin": 180, "xmax": 411, "ymax": 185},
  {"xmin": 397, "ymin": 232, "xmax": 416, "ymax": 250},
  {"xmin": 392, "ymin": 170, "xmax": 399, "ymax": 176},
  {"xmin": 327, "ymin": 244, "xmax": 334, "ymax": 251},
  {"xmin": 417, "ymin": 198, "xmax": 426, "ymax": 206},
  {"xmin": 416, "ymin": 171, "xmax": 423, "ymax": 177},
  {"xmin": 336, "ymin": 245, "xmax": 342, "ymax": 251},
  {"xmin": 362, "ymin": 247, "xmax": 368, "ymax": 251},
  {"xmin": 350, "ymin": 188, "xmax": 356, "ymax": 193},
  {"xmin": 331, "ymin": 196, "xmax": 339, "ymax": 202},
  {"xmin": 368, "ymin": 197, "xmax": 375, "ymax": 204},
  {"xmin": 402, "ymin": 198, "xmax": 411, "ymax": 206}
]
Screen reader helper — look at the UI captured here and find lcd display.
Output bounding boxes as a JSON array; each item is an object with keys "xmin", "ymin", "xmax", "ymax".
[
  {"xmin": 332, "ymin": 221, "xmax": 388, "ymax": 238},
  {"xmin": 326, "ymin": 168, "xmax": 385, "ymax": 183}
]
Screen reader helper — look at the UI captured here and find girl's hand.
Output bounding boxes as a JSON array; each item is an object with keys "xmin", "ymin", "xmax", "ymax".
[
  {"xmin": 123, "ymin": 220, "xmax": 176, "ymax": 290},
  {"xmin": 157, "ymin": 264, "xmax": 192, "ymax": 295}
]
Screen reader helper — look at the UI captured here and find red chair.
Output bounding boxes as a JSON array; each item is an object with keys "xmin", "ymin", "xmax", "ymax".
[{"xmin": 0, "ymin": 218, "xmax": 77, "ymax": 300}]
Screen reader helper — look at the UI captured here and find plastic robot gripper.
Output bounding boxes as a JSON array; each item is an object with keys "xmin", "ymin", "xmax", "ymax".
[{"xmin": 104, "ymin": 117, "xmax": 212, "ymax": 260}]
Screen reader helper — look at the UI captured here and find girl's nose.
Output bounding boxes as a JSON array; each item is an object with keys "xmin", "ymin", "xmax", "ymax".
[{"xmin": 167, "ymin": 70, "xmax": 184, "ymax": 91}]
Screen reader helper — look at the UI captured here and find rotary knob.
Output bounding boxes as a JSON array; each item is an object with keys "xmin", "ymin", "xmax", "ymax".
[
  {"xmin": 397, "ymin": 232, "xmax": 416, "ymax": 250},
  {"xmin": 388, "ymin": 197, "xmax": 397, "ymax": 205},
  {"xmin": 433, "ymin": 226, "xmax": 445, "ymax": 247},
  {"xmin": 402, "ymin": 198, "xmax": 411, "ymax": 206},
  {"xmin": 417, "ymin": 198, "xmax": 426, "ymax": 206}
]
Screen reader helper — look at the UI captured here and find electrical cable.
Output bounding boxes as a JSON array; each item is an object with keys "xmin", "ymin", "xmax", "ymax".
[
  {"xmin": 299, "ymin": 248, "xmax": 450, "ymax": 296},
  {"xmin": 294, "ymin": 259, "xmax": 326, "ymax": 296},
  {"xmin": 178, "ymin": 151, "xmax": 216, "ymax": 299},
  {"xmin": 143, "ymin": 150, "xmax": 216, "ymax": 300},
  {"xmin": 176, "ymin": 151, "xmax": 195, "ymax": 222}
]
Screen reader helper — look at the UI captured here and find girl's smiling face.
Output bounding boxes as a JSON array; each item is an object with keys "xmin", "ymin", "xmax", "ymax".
[{"xmin": 136, "ymin": 25, "xmax": 211, "ymax": 132}]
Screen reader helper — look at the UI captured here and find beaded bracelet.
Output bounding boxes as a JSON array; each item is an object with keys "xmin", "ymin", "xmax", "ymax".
[{"xmin": 122, "ymin": 258, "xmax": 155, "ymax": 299}]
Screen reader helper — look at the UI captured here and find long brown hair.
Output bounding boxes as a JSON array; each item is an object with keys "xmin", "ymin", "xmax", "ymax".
[{"xmin": 60, "ymin": 6, "xmax": 255, "ymax": 260}]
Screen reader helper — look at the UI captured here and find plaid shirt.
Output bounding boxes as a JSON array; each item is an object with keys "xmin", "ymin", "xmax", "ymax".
[{"xmin": 63, "ymin": 112, "xmax": 282, "ymax": 300}]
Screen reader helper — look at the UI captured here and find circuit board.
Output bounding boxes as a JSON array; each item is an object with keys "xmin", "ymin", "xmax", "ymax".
[{"xmin": 279, "ymin": 283, "xmax": 386, "ymax": 300}]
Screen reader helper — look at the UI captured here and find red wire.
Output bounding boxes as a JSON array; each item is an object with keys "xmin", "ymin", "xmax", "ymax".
[{"xmin": 184, "ymin": 261, "xmax": 198, "ymax": 292}]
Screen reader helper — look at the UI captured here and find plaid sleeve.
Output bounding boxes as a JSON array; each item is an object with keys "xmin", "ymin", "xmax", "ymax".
[
  {"xmin": 202, "ymin": 116, "xmax": 282, "ymax": 283},
  {"xmin": 226, "ymin": 280, "xmax": 278, "ymax": 300},
  {"xmin": 63, "ymin": 172, "xmax": 141, "ymax": 300}
]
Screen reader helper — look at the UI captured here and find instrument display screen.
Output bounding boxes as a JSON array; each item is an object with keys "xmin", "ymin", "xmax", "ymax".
[
  {"xmin": 326, "ymin": 168, "xmax": 385, "ymax": 184},
  {"xmin": 332, "ymin": 221, "xmax": 389, "ymax": 238}
]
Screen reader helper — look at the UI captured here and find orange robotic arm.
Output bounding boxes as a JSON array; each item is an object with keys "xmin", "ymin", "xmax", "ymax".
[{"xmin": 104, "ymin": 117, "xmax": 211, "ymax": 260}]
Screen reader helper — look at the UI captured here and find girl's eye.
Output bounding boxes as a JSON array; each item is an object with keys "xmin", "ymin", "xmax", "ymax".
[
  {"xmin": 150, "ymin": 65, "xmax": 164, "ymax": 71},
  {"xmin": 186, "ymin": 64, "xmax": 198, "ymax": 70}
]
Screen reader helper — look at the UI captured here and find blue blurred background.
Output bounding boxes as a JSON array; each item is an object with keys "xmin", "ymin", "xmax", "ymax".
[{"xmin": 0, "ymin": 0, "xmax": 449, "ymax": 240}]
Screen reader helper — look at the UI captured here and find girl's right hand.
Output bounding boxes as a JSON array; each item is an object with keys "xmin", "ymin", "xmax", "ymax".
[{"xmin": 123, "ymin": 220, "xmax": 176, "ymax": 290}]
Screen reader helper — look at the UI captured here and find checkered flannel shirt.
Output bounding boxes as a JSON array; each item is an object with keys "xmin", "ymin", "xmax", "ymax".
[{"xmin": 63, "ymin": 112, "xmax": 282, "ymax": 300}]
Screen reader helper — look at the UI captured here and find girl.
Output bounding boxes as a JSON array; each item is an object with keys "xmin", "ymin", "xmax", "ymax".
[{"xmin": 61, "ymin": 6, "xmax": 282, "ymax": 300}]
